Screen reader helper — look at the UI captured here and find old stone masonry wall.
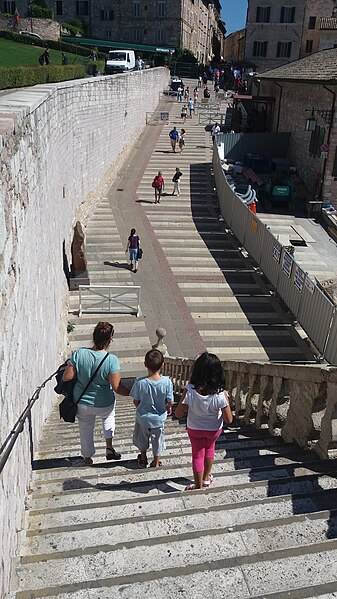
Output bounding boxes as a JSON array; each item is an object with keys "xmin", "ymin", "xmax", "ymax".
[{"xmin": 0, "ymin": 67, "xmax": 169, "ymax": 597}]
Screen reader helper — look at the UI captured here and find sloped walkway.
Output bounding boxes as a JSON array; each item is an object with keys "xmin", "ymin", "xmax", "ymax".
[{"xmin": 10, "ymin": 80, "xmax": 337, "ymax": 598}]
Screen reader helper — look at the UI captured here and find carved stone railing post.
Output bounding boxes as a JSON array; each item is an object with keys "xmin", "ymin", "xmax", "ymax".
[
  {"xmin": 315, "ymin": 373, "xmax": 337, "ymax": 459},
  {"xmin": 282, "ymin": 379, "xmax": 320, "ymax": 448},
  {"xmin": 153, "ymin": 327, "xmax": 168, "ymax": 356},
  {"xmin": 267, "ymin": 376, "xmax": 285, "ymax": 436}
]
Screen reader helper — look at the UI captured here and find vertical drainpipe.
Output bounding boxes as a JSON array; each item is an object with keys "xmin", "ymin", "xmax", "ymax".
[
  {"xmin": 320, "ymin": 84, "xmax": 336, "ymax": 200},
  {"xmin": 273, "ymin": 81, "xmax": 283, "ymax": 132}
]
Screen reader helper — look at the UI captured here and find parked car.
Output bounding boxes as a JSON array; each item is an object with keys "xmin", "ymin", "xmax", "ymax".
[
  {"xmin": 170, "ymin": 77, "xmax": 184, "ymax": 92},
  {"xmin": 19, "ymin": 31, "xmax": 43, "ymax": 41}
]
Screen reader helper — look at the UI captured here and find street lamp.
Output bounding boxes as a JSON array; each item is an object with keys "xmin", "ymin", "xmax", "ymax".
[{"xmin": 305, "ymin": 106, "xmax": 334, "ymax": 130}]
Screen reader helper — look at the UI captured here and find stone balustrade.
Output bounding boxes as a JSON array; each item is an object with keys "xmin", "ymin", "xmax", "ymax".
[{"xmin": 162, "ymin": 355, "xmax": 337, "ymax": 460}]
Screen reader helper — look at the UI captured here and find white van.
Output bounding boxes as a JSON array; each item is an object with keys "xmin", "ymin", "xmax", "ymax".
[{"xmin": 105, "ymin": 50, "xmax": 136, "ymax": 74}]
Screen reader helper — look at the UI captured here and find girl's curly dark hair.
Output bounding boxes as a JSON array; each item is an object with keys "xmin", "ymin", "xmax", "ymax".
[{"xmin": 189, "ymin": 352, "xmax": 226, "ymax": 395}]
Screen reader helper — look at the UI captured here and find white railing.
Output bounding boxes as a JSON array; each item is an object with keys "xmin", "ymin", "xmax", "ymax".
[{"xmin": 78, "ymin": 285, "xmax": 141, "ymax": 317}]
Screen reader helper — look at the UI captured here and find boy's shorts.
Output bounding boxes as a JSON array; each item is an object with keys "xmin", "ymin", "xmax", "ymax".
[{"xmin": 133, "ymin": 421, "xmax": 165, "ymax": 456}]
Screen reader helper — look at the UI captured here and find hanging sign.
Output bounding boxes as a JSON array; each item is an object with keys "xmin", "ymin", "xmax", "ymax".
[
  {"xmin": 282, "ymin": 250, "xmax": 293, "ymax": 277},
  {"xmin": 272, "ymin": 240, "xmax": 282, "ymax": 263},
  {"xmin": 293, "ymin": 265, "xmax": 305, "ymax": 292}
]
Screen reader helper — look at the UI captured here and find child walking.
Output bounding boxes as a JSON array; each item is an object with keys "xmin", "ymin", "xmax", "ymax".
[
  {"xmin": 131, "ymin": 349, "xmax": 174, "ymax": 468},
  {"xmin": 175, "ymin": 352, "xmax": 233, "ymax": 490}
]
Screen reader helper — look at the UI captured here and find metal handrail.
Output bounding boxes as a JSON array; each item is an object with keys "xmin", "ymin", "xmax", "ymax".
[{"xmin": 0, "ymin": 369, "xmax": 58, "ymax": 475}]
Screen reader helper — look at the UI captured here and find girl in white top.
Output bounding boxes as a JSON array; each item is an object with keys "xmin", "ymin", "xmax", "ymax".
[{"xmin": 175, "ymin": 352, "xmax": 233, "ymax": 490}]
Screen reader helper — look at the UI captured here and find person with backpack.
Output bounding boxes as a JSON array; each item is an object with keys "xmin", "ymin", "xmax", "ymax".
[
  {"xmin": 61, "ymin": 322, "xmax": 129, "ymax": 466},
  {"xmin": 175, "ymin": 352, "xmax": 233, "ymax": 490},
  {"xmin": 152, "ymin": 171, "xmax": 165, "ymax": 203},
  {"xmin": 125, "ymin": 228, "xmax": 140, "ymax": 272},
  {"xmin": 169, "ymin": 126, "xmax": 179, "ymax": 152},
  {"xmin": 172, "ymin": 167, "xmax": 183, "ymax": 196}
]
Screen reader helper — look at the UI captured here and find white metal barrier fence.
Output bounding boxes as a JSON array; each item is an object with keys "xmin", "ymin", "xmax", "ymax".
[
  {"xmin": 213, "ymin": 145, "xmax": 337, "ymax": 364},
  {"xmin": 78, "ymin": 285, "xmax": 141, "ymax": 317}
]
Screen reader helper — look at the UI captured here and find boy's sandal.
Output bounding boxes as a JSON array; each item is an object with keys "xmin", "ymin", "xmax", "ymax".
[
  {"xmin": 137, "ymin": 454, "xmax": 148, "ymax": 469},
  {"xmin": 203, "ymin": 474, "xmax": 214, "ymax": 487},
  {"xmin": 106, "ymin": 448, "xmax": 122, "ymax": 461},
  {"xmin": 149, "ymin": 460, "xmax": 162, "ymax": 468}
]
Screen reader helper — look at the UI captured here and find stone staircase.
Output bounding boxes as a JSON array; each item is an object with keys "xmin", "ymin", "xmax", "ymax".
[
  {"xmin": 9, "ymin": 81, "xmax": 337, "ymax": 597},
  {"xmin": 10, "ymin": 384, "xmax": 337, "ymax": 597}
]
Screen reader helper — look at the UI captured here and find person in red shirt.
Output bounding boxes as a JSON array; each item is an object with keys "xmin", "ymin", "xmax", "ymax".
[{"xmin": 152, "ymin": 171, "xmax": 165, "ymax": 204}]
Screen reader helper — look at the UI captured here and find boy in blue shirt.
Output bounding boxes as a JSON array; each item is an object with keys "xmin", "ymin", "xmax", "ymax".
[{"xmin": 131, "ymin": 349, "xmax": 174, "ymax": 468}]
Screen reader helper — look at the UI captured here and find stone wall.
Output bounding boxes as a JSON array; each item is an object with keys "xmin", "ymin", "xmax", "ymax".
[
  {"xmin": 260, "ymin": 79, "xmax": 337, "ymax": 205},
  {"xmin": 0, "ymin": 66, "xmax": 169, "ymax": 598},
  {"xmin": 0, "ymin": 17, "xmax": 60, "ymax": 40}
]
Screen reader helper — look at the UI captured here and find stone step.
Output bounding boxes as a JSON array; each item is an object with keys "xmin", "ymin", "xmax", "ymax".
[
  {"xmin": 13, "ymin": 527, "xmax": 337, "ymax": 596},
  {"xmin": 14, "ymin": 548, "xmax": 337, "ymax": 599}
]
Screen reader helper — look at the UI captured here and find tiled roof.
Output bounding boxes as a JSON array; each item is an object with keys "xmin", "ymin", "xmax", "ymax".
[
  {"xmin": 320, "ymin": 16, "xmax": 337, "ymax": 29},
  {"xmin": 258, "ymin": 48, "xmax": 337, "ymax": 82}
]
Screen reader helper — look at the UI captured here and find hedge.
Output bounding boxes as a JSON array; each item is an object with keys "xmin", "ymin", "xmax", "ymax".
[
  {"xmin": 31, "ymin": 4, "xmax": 53, "ymax": 18},
  {"xmin": 0, "ymin": 30, "xmax": 106, "ymax": 59},
  {"xmin": 0, "ymin": 64, "xmax": 86, "ymax": 89}
]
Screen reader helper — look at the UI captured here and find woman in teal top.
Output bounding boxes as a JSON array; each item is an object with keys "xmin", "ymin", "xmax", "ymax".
[{"xmin": 62, "ymin": 321, "xmax": 129, "ymax": 466}]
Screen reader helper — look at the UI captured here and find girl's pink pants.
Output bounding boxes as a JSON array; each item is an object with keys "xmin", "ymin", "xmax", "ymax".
[{"xmin": 187, "ymin": 427, "xmax": 222, "ymax": 472}]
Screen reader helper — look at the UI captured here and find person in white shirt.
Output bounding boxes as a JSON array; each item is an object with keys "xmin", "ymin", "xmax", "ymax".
[
  {"xmin": 188, "ymin": 97, "xmax": 194, "ymax": 118},
  {"xmin": 211, "ymin": 122, "xmax": 220, "ymax": 142}
]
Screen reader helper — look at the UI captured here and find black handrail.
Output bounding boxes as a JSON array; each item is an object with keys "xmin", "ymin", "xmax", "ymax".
[{"xmin": 0, "ymin": 369, "xmax": 58, "ymax": 475}]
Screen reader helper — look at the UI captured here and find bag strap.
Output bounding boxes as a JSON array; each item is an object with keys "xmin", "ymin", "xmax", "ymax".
[{"xmin": 75, "ymin": 352, "xmax": 109, "ymax": 405}]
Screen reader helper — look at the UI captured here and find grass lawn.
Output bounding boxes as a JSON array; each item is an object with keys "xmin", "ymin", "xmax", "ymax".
[{"xmin": 0, "ymin": 38, "xmax": 86, "ymax": 67}]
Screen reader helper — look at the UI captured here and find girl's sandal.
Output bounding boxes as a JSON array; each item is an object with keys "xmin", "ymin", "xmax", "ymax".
[
  {"xmin": 202, "ymin": 474, "xmax": 214, "ymax": 487},
  {"xmin": 137, "ymin": 454, "xmax": 148, "ymax": 469},
  {"xmin": 106, "ymin": 447, "xmax": 122, "ymax": 461},
  {"xmin": 149, "ymin": 460, "xmax": 162, "ymax": 468},
  {"xmin": 185, "ymin": 483, "xmax": 202, "ymax": 491}
]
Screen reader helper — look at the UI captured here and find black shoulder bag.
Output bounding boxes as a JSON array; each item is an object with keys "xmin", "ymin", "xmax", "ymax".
[{"xmin": 59, "ymin": 352, "xmax": 109, "ymax": 423}]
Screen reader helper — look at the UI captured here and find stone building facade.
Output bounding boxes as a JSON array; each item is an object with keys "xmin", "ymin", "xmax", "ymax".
[
  {"xmin": 319, "ymin": 15, "xmax": 337, "ymax": 49},
  {"xmin": 0, "ymin": 0, "xmax": 225, "ymax": 61},
  {"xmin": 258, "ymin": 48, "xmax": 337, "ymax": 206},
  {"xmin": 300, "ymin": 0, "xmax": 336, "ymax": 56},
  {"xmin": 245, "ymin": 0, "xmax": 336, "ymax": 72},
  {"xmin": 223, "ymin": 28, "xmax": 246, "ymax": 62}
]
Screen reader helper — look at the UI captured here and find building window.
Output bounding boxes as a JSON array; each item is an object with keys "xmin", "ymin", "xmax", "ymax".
[
  {"xmin": 101, "ymin": 9, "xmax": 114, "ymax": 20},
  {"xmin": 157, "ymin": 29, "xmax": 165, "ymax": 43},
  {"xmin": 76, "ymin": 1, "xmax": 88, "ymax": 16},
  {"xmin": 280, "ymin": 6, "xmax": 295, "ymax": 23},
  {"xmin": 3, "ymin": 1, "xmax": 16, "ymax": 13},
  {"xmin": 309, "ymin": 125, "xmax": 325, "ymax": 158},
  {"xmin": 133, "ymin": 2, "xmax": 140, "ymax": 17},
  {"xmin": 158, "ymin": 1, "xmax": 166, "ymax": 17},
  {"xmin": 305, "ymin": 39, "xmax": 313, "ymax": 52},
  {"xmin": 277, "ymin": 41, "xmax": 292, "ymax": 57},
  {"xmin": 256, "ymin": 6, "xmax": 270, "ymax": 23},
  {"xmin": 55, "ymin": 1, "xmax": 63, "ymax": 15},
  {"xmin": 253, "ymin": 41, "xmax": 268, "ymax": 57},
  {"xmin": 133, "ymin": 28, "xmax": 140, "ymax": 42},
  {"xmin": 308, "ymin": 16, "xmax": 316, "ymax": 29},
  {"xmin": 105, "ymin": 31, "xmax": 112, "ymax": 38}
]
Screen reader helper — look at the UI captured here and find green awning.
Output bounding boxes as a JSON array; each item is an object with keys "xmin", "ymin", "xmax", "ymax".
[{"xmin": 61, "ymin": 36, "xmax": 175, "ymax": 54}]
